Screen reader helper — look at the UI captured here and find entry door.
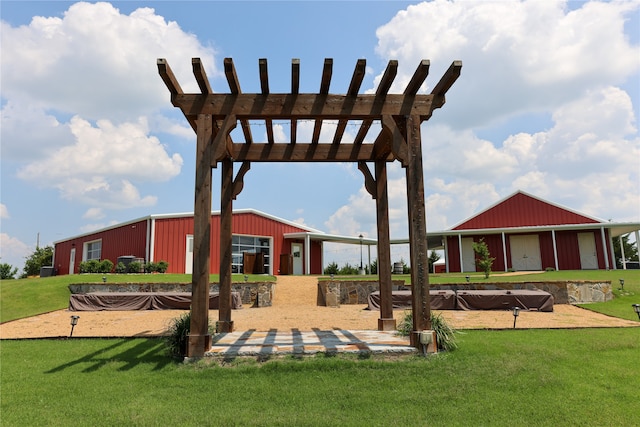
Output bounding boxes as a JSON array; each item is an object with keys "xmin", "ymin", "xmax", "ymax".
[
  {"xmin": 292, "ymin": 243, "xmax": 303, "ymax": 275},
  {"xmin": 510, "ymin": 235, "xmax": 542, "ymax": 271},
  {"xmin": 578, "ymin": 232, "xmax": 598, "ymax": 269},
  {"xmin": 185, "ymin": 235, "xmax": 194, "ymax": 274},
  {"xmin": 461, "ymin": 238, "xmax": 476, "ymax": 272},
  {"xmin": 69, "ymin": 248, "xmax": 76, "ymax": 275}
]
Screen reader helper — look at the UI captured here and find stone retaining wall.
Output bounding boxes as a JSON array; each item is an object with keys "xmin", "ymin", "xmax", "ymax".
[
  {"xmin": 317, "ymin": 280, "xmax": 407, "ymax": 307},
  {"xmin": 68, "ymin": 282, "xmax": 275, "ymax": 307},
  {"xmin": 317, "ymin": 280, "xmax": 612, "ymax": 306}
]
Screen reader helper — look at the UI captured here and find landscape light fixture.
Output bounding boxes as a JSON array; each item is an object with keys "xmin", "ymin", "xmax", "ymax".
[
  {"xmin": 633, "ymin": 304, "xmax": 640, "ymax": 321},
  {"xmin": 465, "ymin": 275, "xmax": 470, "ymax": 283},
  {"xmin": 619, "ymin": 279, "xmax": 624, "ymax": 290},
  {"xmin": 102, "ymin": 276, "xmax": 107, "ymax": 283},
  {"xmin": 359, "ymin": 234, "xmax": 364, "ymax": 275},
  {"xmin": 330, "ymin": 273, "xmax": 334, "ymax": 280},
  {"xmin": 244, "ymin": 275, "xmax": 248, "ymax": 283},
  {"xmin": 69, "ymin": 315, "xmax": 80, "ymax": 337},
  {"xmin": 512, "ymin": 307, "xmax": 520, "ymax": 329}
]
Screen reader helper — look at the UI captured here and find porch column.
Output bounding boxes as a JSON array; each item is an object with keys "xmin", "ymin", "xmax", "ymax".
[
  {"xmin": 305, "ymin": 234, "xmax": 311, "ymax": 275},
  {"xmin": 458, "ymin": 234, "xmax": 464, "ymax": 273},
  {"xmin": 501, "ymin": 232, "xmax": 508, "ymax": 272},
  {"xmin": 218, "ymin": 158, "xmax": 234, "ymax": 332},
  {"xmin": 600, "ymin": 227, "xmax": 610, "ymax": 270},
  {"xmin": 551, "ymin": 230, "xmax": 559, "ymax": 271},
  {"xmin": 375, "ymin": 160, "xmax": 395, "ymax": 331}
]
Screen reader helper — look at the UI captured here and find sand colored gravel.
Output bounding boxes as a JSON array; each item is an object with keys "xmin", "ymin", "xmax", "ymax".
[{"xmin": 1, "ymin": 276, "xmax": 637, "ymax": 339}]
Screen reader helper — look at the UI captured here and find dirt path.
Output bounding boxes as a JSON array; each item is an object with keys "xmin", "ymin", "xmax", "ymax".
[{"xmin": 1, "ymin": 276, "xmax": 638, "ymax": 339}]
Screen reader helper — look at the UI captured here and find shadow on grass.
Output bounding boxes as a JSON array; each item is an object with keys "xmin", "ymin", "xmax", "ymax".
[{"xmin": 45, "ymin": 338, "xmax": 172, "ymax": 374}]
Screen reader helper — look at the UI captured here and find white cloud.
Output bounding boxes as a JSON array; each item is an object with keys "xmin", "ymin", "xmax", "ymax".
[
  {"xmin": 374, "ymin": 0, "xmax": 640, "ymax": 128},
  {"xmin": 16, "ymin": 116, "xmax": 181, "ymax": 209},
  {"xmin": 82, "ymin": 207, "xmax": 105, "ymax": 220},
  {"xmin": 0, "ymin": 233, "xmax": 30, "ymax": 269},
  {"xmin": 0, "ymin": 204, "xmax": 9, "ymax": 219},
  {"xmin": 1, "ymin": 2, "xmax": 216, "ymax": 120}
]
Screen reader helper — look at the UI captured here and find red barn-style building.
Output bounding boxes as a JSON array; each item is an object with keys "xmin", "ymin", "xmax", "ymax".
[
  {"xmin": 53, "ymin": 209, "xmax": 330, "ymax": 276},
  {"xmin": 434, "ymin": 191, "xmax": 639, "ymax": 272}
]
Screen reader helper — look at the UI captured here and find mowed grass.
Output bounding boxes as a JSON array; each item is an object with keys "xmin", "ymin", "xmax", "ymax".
[{"xmin": 1, "ymin": 328, "xmax": 638, "ymax": 426}]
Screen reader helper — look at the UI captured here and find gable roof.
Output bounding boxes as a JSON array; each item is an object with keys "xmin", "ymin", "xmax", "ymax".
[{"xmin": 451, "ymin": 190, "xmax": 604, "ymax": 230}]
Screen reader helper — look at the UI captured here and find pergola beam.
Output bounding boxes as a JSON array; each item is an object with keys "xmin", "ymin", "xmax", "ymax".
[
  {"xmin": 431, "ymin": 60, "xmax": 463, "ymax": 108},
  {"xmin": 354, "ymin": 60, "xmax": 398, "ymax": 145},
  {"xmin": 228, "ymin": 142, "xmax": 397, "ymax": 163},
  {"xmin": 333, "ymin": 59, "xmax": 366, "ymax": 144},
  {"xmin": 171, "ymin": 93, "xmax": 435, "ymax": 120},
  {"xmin": 290, "ymin": 59, "xmax": 300, "ymax": 144},
  {"xmin": 224, "ymin": 58, "xmax": 253, "ymax": 144},
  {"xmin": 312, "ymin": 59, "xmax": 333, "ymax": 144}
]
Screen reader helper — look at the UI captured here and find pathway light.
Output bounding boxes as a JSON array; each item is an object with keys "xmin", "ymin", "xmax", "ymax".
[
  {"xmin": 69, "ymin": 315, "xmax": 80, "ymax": 337},
  {"xmin": 512, "ymin": 307, "xmax": 520, "ymax": 329}
]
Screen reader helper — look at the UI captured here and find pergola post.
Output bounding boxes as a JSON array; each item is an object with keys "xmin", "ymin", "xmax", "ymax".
[
  {"xmin": 218, "ymin": 158, "xmax": 234, "ymax": 333},
  {"xmin": 375, "ymin": 160, "xmax": 395, "ymax": 330},
  {"xmin": 404, "ymin": 114, "xmax": 432, "ymax": 348},
  {"xmin": 187, "ymin": 113, "xmax": 213, "ymax": 358}
]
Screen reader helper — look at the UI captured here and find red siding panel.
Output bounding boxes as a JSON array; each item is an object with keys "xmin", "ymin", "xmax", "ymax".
[
  {"xmin": 151, "ymin": 212, "xmax": 314, "ymax": 274},
  {"xmin": 53, "ymin": 220, "xmax": 148, "ymax": 275},
  {"xmin": 454, "ymin": 192, "xmax": 601, "ymax": 230}
]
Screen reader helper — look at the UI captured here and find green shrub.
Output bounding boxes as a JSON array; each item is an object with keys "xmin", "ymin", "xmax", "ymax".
[
  {"xmin": 99, "ymin": 259, "xmax": 114, "ymax": 274},
  {"xmin": 126, "ymin": 261, "xmax": 142, "ymax": 274},
  {"xmin": 157, "ymin": 261, "xmax": 169, "ymax": 273},
  {"xmin": 397, "ymin": 310, "xmax": 458, "ymax": 352},
  {"xmin": 79, "ymin": 260, "xmax": 100, "ymax": 273},
  {"xmin": 115, "ymin": 262, "xmax": 127, "ymax": 274},
  {"xmin": 0, "ymin": 263, "xmax": 18, "ymax": 279},
  {"xmin": 164, "ymin": 312, "xmax": 213, "ymax": 359}
]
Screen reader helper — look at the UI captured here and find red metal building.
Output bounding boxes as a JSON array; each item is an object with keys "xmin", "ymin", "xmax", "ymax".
[
  {"xmin": 53, "ymin": 209, "xmax": 326, "ymax": 276},
  {"xmin": 437, "ymin": 191, "xmax": 639, "ymax": 272}
]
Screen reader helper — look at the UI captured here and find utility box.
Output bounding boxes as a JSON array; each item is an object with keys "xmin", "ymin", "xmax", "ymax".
[{"xmin": 117, "ymin": 256, "xmax": 145, "ymax": 272}]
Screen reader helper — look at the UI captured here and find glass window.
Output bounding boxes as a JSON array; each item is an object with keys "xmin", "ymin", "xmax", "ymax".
[
  {"xmin": 231, "ymin": 235, "xmax": 271, "ymax": 274},
  {"xmin": 85, "ymin": 240, "xmax": 102, "ymax": 261}
]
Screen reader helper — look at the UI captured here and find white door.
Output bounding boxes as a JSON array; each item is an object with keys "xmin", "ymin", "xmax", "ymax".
[
  {"xmin": 461, "ymin": 238, "xmax": 476, "ymax": 272},
  {"xmin": 292, "ymin": 243, "xmax": 303, "ymax": 275},
  {"xmin": 69, "ymin": 248, "xmax": 76, "ymax": 275},
  {"xmin": 510, "ymin": 235, "xmax": 542, "ymax": 271},
  {"xmin": 185, "ymin": 235, "xmax": 194, "ymax": 274},
  {"xmin": 578, "ymin": 232, "xmax": 598, "ymax": 269}
]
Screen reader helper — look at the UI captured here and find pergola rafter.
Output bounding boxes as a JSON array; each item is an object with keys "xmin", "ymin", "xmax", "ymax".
[{"xmin": 158, "ymin": 57, "xmax": 462, "ymax": 357}]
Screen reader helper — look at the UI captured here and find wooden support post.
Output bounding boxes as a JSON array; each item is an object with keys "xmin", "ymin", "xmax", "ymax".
[
  {"xmin": 375, "ymin": 160, "xmax": 396, "ymax": 331},
  {"xmin": 218, "ymin": 158, "xmax": 234, "ymax": 333},
  {"xmin": 404, "ymin": 115, "xmax": 432, "ymax": 349},
  {"xmin": 188, "ymin": 114, "xmax": 213, "ymax": 358}
]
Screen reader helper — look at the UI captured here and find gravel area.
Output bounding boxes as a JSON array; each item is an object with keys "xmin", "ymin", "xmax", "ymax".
[{"xmin": 1, "ymin": 276, "xmax": 638, "ymax": 339}]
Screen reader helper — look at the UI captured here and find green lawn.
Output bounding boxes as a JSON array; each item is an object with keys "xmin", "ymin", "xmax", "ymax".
[{"xmin": 1, "ymin": 328, "xmax": 638, "ymax": 426}]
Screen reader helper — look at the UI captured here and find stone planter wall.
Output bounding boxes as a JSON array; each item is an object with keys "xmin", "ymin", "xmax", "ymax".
[
  {"xmin": 317, "ymin": 280, "xmax": 407, "ymax": 307},
  {"xmin": 68, "ymin": 282, "xmax": 275, "ymax": 307},
  {"xmin": 316, "ymin": 280, "xmax": 612, "ymax": 306}
]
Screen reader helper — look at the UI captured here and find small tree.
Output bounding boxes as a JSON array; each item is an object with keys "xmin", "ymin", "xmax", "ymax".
[
  {"xmin": 428, "ymin": 250, "xmax": 441, "ymax": 273},
  {"xmin": 22, "ymin": 245, "xmax": 53, "ymax": 278},
  {"xmin": 324, "ymin": 262, "xmax": 339, "ymax": 275},
  {"xmin": 369, "ymin": 259, "xmax": 378, "ymax": 275},
  {"xmin": 0, "ymin": 263, "xmax": 18, "ymax": 279},
  {"xmin": 472, "ymin": 238, "xmax": 495, "ymax": 279},
  {"xmin": 613, "ymin": 234, "xmax": 639, "ymax": 269}
]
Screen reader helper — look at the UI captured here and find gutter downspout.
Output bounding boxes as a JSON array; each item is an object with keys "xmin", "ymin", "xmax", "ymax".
[{"xmin": 551, "ymin": 229, "xmax": 559, "ymax": 271}]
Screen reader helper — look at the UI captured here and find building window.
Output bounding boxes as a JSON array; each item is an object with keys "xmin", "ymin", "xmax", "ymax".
[
  {"xmin": 231, "ymin": 235, "xmax": 271, "ymax": 274},
  {"xmin": 84, "ymin": 240, "xmax": 102, "ymax": 261}
]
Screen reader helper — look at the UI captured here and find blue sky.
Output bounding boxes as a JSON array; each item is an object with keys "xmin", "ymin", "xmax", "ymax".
[{"xmin": 1, "ymin": 1, "xmax": 639, "ymax": 273}]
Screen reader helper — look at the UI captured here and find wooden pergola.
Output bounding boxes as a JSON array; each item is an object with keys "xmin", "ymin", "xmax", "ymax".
[{"xmin": 158, "ymin": 57, "xmax": 461, "ymax": 357}]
